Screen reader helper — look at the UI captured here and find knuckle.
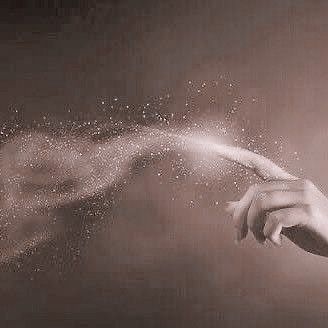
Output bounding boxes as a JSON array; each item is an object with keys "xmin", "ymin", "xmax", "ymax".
[
  {"xmin": 267, "ymin": 211, "xmax": 280, "ymax": 223},
  {"xmin": 300, "ymin": 188, "xmax": 310, "ymax": 203},
  {"xmin": 300, "ymin": 184, "xmax": 316, "ymax": 204},
  {"xmin": 301, "ymin": 179, "xmax": 314, "ymax": 190},
  {"xmin": 303, "ymin": 207, "xmax": 312, "ymax": 219}
]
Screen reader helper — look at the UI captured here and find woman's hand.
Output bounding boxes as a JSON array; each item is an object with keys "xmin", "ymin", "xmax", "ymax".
[{"xmin": 227, "ymin": 179, "xmax": 328, "ymax": 257}]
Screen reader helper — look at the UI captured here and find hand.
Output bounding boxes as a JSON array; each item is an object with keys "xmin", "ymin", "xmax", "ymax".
[{"xmin": 227, "ymin": 179, "xmax": 328, "ymax": 257}]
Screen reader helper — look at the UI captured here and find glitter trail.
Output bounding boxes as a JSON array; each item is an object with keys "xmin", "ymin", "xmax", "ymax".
[
  {"xmin": 180, "ymin": 134, "xmax": 296, "ymax": 181},
  {"xmin": 0, "ymin": 126, "xmax": 297, "ymax": 263}
]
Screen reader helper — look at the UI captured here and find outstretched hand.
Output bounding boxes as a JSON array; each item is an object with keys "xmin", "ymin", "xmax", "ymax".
[{"xmin": 227, "ymin": 179, "xmax": 328, "ymax": 257}]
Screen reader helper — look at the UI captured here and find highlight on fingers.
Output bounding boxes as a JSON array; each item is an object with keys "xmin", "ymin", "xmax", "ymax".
[
  {"xmin": 226, "ymin": 167, "xmax": 304, "ymax": 245},
  {"xmin": 226, "ymin": 177, "xmax": 323, "ymax": 247}
]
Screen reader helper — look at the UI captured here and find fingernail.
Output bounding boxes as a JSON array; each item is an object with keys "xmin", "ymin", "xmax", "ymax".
[
  {"xmin": 256, "ymin": 236, "xmax": 266, "ymax": 244},
  {"xmin": 271, "ymin": 237, "xmax": 282, "ymax": 247},
  {"xmin": 234, "ymin": 238, "xmax": 241, "ymax": 245}
]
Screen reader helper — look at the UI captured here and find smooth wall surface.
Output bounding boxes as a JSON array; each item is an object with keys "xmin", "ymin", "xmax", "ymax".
[{"xmin": 1, "ymin": 1, "xmax": 328, "ymax": 327}]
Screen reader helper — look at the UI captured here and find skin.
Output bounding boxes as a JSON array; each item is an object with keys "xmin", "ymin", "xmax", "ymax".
[{"xmin": 227, "ymin": 179, "xmax": 328, "ymax": 257}]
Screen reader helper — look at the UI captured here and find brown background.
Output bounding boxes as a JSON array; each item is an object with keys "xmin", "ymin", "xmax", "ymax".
[{"xmin": 1, "ymin": 1, "xmax": 328, "ymax": 327}]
